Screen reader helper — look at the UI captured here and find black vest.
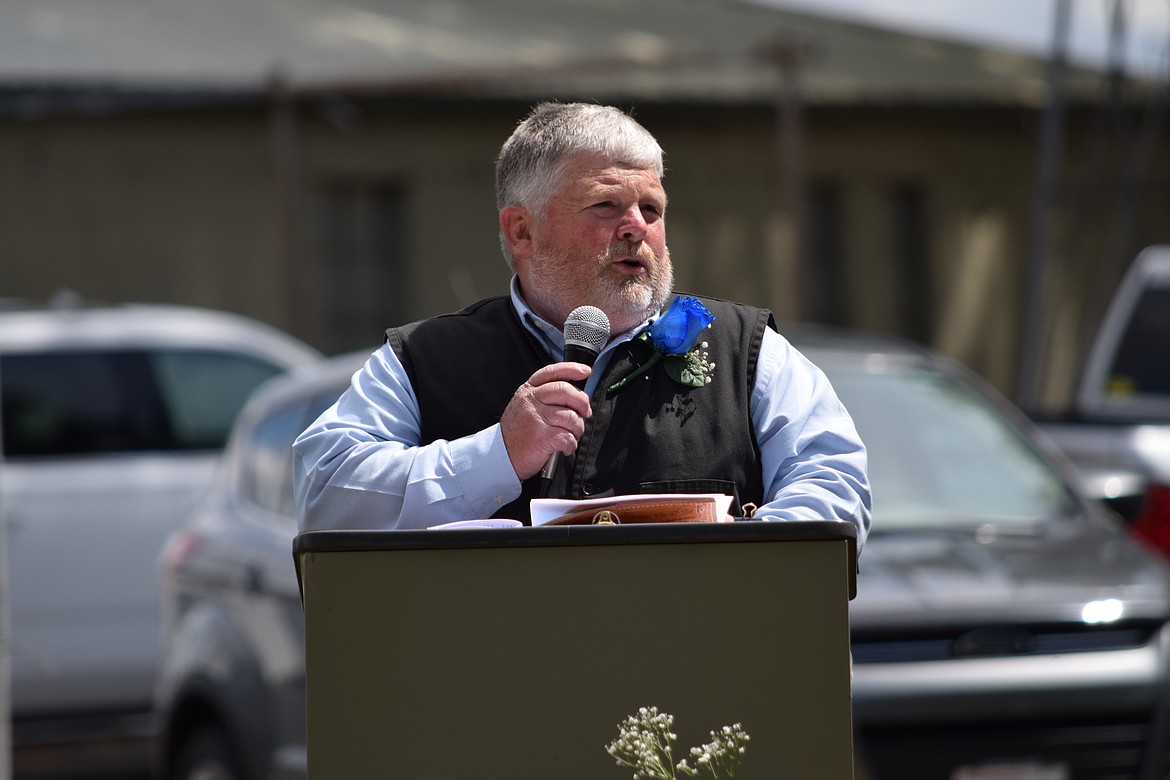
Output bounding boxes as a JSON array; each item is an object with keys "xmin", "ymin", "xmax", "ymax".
[{"xmin": 386, "ymin": 295, "xmax": 772, "ymax": 522}]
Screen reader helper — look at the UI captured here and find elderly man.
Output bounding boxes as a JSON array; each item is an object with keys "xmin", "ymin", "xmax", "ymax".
[{"xmin": 293, "ymin": 102, "xmax": 871, "ymax": 544}]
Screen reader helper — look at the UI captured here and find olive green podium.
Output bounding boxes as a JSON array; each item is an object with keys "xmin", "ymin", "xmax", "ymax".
[{"xmin": 294, "ymin": 520, "xmax": 857, "ymax": 779}]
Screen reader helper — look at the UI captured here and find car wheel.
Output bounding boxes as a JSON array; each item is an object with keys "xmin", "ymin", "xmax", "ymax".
[{"xmin": 173, "ymin": 726, "xmax": 245, "ymax": 780}]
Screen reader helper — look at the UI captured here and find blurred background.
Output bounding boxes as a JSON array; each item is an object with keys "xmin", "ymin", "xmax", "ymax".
[
  {"xmin": 3, "ymin": 3, "xmax": 1170, "ymax": 778},
  {"xmin": 1, "ymin": 0, "xmax": 1168, "ymax": 410}
]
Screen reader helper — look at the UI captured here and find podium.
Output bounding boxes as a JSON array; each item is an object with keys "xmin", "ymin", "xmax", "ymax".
[{"xmin": 294, "ymin": 520, "xmax": 857, "ymax": 779}]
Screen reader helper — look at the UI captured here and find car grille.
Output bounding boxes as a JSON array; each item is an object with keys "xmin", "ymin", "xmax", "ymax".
[
  {"xmin": 851, "ymin": 626, "xmax": 1153, "ymax": 664},
  {"xmin": 859, "ymin": 716, "xmax": 1151, "ymax": 779}
]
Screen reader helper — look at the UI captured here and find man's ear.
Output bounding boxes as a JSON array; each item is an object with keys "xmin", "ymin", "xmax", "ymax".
[{"xmin": 499, "ymin": 206, "xmax": 534, "ymax": 261}]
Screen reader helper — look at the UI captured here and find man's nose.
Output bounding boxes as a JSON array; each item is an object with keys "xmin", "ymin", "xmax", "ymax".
[{"xmin": 617, "ymin": 206, "xmax": 648, "ymax": 243}]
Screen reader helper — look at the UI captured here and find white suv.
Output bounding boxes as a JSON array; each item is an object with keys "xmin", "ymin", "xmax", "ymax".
[{"xmin": 0, "ymin": 297, "xmax": 319, "ymax": 776}]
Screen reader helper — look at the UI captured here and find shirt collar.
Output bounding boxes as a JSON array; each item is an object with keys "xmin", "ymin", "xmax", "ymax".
[
  {"xmin": 509, "ymin": 276, "xmax": 563, "ymax": 358},
  {"xmin": 508, "ymin": 275, "xmax": 654, "ymax": 360}
]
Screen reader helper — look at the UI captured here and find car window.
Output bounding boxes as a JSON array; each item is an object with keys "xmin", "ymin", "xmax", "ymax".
[
  {"xmin": 151, "ymin": 351, "xmax": 287, "ymax": 450},
  {"xmin": 239, "ymin": 385, "xmax": 345, "ymax": 520},
  {"xmin": 241, "ymin": 402, "xmax": 309, "ymax": 519},
  {"xmin": 1, "ymin": 349, "xmax": 287, "ymax": 457},
  {"xmin": 1106, "ymin": 287, "xmax": 1170, "ymax": 398},
  {"xmin": 1, "ymin": 351, "xmax": 160, "ymax": 457},
  {"xmin": 823, "ymin": 362, "xmax": 1078, "ymax": 530}
]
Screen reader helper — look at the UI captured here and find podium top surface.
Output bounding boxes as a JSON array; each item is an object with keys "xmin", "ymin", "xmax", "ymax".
[
  {"xmin": 295, "ymin": 518, "xmax": 855, "ymax": 553},
  {"xmin": 294, "ymin": 519, "xmax": 857, "ymax": 597}
]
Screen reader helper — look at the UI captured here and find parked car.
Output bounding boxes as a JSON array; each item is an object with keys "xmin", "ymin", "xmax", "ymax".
[
  {"xmin": 0, "ymin": 295, "xmax": 320, "ymax": 776},
  {"xmin": 1031, "ymin": 245, "xmax": 1170, "ymax": 554},
  {"xmin": 155, "ymin": 329, "xmax": 1170, "ymax": 780},
  {"xmin": 798, "ymin": 326, "xmax": 1170, "ymax": 779},
  {"xmin": 154, "ymin": 349, "xmax": 368, "ymax": 780}
]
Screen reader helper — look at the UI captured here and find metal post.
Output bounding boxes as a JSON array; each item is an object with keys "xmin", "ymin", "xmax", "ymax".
[
  {"xmin": 770, "ymin": 34, "xmax": 809, "ymax": 320},
  {"xmin": 0, "ymin": 376, "xmax": 11, "ymax": 780},
  {"xmin": 1017, "ymin": 0, "xmax": 1073, "ymax": 409},
  {"xmin": 267, "ymin": 71, "xmax": 310, "ymax": 344}
]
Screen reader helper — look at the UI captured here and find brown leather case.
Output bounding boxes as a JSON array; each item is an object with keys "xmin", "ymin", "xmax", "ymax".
[{"xmin": 546, "ymin": 497, "xmax": 719, "ymax": 526}]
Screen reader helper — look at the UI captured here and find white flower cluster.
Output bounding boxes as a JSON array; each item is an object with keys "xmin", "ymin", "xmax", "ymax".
[
  {"xmin": 606, "ymin": 707, "xmax": 679, "ymax": 780},
  {"xmin": 605, "ymin": 707, "xmax": 749, "ymax": 780},
  {"xmin": 687, "ymin": 341, "xmax": 716, "ymax": 386},
  {"xmin": 682, "ymin": 723, "xmax": 751, "ymax": 779}
]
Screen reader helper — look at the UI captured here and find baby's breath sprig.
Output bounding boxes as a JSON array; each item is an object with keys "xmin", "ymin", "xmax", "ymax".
[
  {"xmin": 606, "ymin": 707, "xmax": 680, "ymax": 780},
  {"xmin": 682, "ymin": 723, "xmax": 751, "ymax": 779},
  {"xmin": 670, "ymin": 340, "xmax": 715, "ymax": 388},
  {"xmin": 605, "ymin": 707, "xmax": 750, "ymax": 780}
]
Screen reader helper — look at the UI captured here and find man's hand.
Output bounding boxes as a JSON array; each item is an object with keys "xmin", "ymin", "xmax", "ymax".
[{"xmin": 501, "ymin": 363, "xmax": 593, "ymax": 480}]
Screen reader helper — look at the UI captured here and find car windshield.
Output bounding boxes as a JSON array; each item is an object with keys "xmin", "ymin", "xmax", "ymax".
[
  {"xmin": 1107, "ymin": 287, "xmax": 1170, "ymax": 398},
  {"xmin": 0, "ymin": 349, "xmax": 286, "ymax": 457},
  {"xmin": 819, "ymin": 356, "xmax": 1079, "ymax": 532}
]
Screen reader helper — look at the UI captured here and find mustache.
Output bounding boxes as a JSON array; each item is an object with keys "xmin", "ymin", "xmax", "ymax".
[{"xmin": 602, "ymin": 241, "xmax": 660, "ymax": 263}]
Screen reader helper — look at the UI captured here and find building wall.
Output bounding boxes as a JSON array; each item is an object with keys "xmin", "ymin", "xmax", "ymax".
[
  {"xmin": 0, "ymin": 109, "xmax": 289, "ymax": 322},
  {"xmin": 1, "ymin": 98, "xmax": 1166, "ymax": 405},
  {"xmin": 642, "ymin": 104, "xmax": 1043, "ymax": 395}
]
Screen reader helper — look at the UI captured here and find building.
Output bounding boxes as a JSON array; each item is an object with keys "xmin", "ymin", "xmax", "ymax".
[{"xmin": 1, "ymin": 0, "xmax": 1167, "ymax": 405}]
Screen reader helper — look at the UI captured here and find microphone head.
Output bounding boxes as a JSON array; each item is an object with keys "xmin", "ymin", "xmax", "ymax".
[{"xmin": 563, "ymin": 305, "xmax": 611, "ymax": 355}]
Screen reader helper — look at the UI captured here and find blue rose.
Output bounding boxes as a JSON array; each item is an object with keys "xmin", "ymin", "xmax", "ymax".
[
  {"xmin": 606, "ymin": 295, "xmax": 717, "ymax": 393},
  {"xmin": 649, "ymin": 296, "xmax": 715, "ymax": 355}
]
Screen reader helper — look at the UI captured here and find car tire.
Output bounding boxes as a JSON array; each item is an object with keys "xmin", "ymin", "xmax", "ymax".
[{"xmin": 173, "ymin": 726, "xmax": 246, "ymax": 780}]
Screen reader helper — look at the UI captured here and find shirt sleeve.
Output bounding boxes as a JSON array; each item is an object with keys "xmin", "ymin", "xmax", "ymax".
[
  {"xmin": 292, "ymin": 343, "xmax": 523, "ymax": 531},
  {"xmin": 751, "ymin": 327, "xmax": 872, "ymax": 548}
]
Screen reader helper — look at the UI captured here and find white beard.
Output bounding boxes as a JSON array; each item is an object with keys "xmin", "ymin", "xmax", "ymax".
[{"xmin": 526, "ymin": 241, "xmax": 674, "ymax": 334}]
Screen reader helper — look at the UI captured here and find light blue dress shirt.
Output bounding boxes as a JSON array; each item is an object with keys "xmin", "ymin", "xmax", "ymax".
[{"xmin": 293, "ymin": 278, "xmax": 871, "ymax": 546}]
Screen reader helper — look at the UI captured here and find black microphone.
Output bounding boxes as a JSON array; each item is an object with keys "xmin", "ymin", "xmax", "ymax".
[{"xmin": 539, "ymin": 305, "xmax": 611, "ymax": 496}]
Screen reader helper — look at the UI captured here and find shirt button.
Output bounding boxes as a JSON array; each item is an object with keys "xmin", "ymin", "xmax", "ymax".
[
  {"xmin": 494, "ymin": 495, "xmax": 505, "ymax": 505},
  {"xmin": 583, "ymin": 483, "xmax": 595, "ymax": 496}
]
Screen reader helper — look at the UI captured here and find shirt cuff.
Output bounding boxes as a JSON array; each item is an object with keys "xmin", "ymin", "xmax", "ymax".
[{"xmin": 450, "ymin": 423, "xmax": 523, "ymax": 518}]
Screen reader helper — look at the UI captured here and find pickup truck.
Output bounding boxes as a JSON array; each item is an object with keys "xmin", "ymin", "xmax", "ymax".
[{"xmin": 1031, "ymin": 244, "xmax": 1170, "ymax": 549}]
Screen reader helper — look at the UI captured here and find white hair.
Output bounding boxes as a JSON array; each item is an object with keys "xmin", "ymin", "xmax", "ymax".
[{"xmin": 495, "ymin": 102, "xmax": 665, "ymax": 268}]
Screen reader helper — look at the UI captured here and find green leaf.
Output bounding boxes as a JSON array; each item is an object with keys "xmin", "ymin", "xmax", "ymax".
[{"xmin": 664, "ymin": 355, "xmax": 705, "ymax": 388}]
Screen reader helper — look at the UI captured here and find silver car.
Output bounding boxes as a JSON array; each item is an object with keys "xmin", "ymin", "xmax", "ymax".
[
  {"xmin": 155, "ymin": 331, "xmax": 1170, "ymax": 780},
  {"xmin": 0, "ymin": 297, "xmax": 319, "ymax": 776},
  {"xmin": 154, "ymin": 350, "xmax": 367, "ymax": 780}
]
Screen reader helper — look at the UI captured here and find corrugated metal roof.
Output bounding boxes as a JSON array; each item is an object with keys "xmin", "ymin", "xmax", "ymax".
[{"xmin": 0, "ymin": 0, "xmax": 1126, "ymax": 106}]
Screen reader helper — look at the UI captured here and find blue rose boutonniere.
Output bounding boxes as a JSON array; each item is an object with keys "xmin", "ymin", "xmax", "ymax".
[{"xmin": 608, "ymin": 295, "xmax": 716, "ymax": 392}]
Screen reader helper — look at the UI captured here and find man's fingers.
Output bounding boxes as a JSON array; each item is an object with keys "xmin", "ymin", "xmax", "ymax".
[
  {"xmin": 533, "ymin": 381, "xmax": 592, "ymax": 420},
  {"xmin": 500, "ymin": 362, "xmax": 595, "ymax": 479},
  {"xmin": 524, "ymin": 363, "xmax": 593, "ymax": 418},
  {"xmin": 545, "ymin": 404, "xmax": 587, "ymax": 437},
  {"xmin": 528, "ymin": 361, "xmax": 592, "ymax": 388}
]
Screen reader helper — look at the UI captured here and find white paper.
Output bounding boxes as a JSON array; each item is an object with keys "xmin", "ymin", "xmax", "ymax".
[
  {"xmin": 530, "ymin": 493, "xmax": 734, "ymax": 526},
  {"xmin": 428, "ymin": 519, "xmax": 524, "ymax": 530}
]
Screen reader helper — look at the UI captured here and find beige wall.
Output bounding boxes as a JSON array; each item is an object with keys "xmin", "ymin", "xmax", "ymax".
[
  {"xmin": 300, "ymin": 104, "xmax": 514, "ymax": 309},
  {"xmin": 0, "ymin": 111, "xmax": 288, "ymax": 321},
  {"xmin": 1, "ymin": 98, "xmax": 1166, "ymax": 405}
]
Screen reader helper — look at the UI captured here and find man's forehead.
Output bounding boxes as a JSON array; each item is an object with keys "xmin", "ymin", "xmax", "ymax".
[
  {"xmin": 562, "ymin": 151, "xmax": 655, "ymax": 177},
  {"xmin": 559, "ymin": 155, "xmax": 663, "ymax": 193}
]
